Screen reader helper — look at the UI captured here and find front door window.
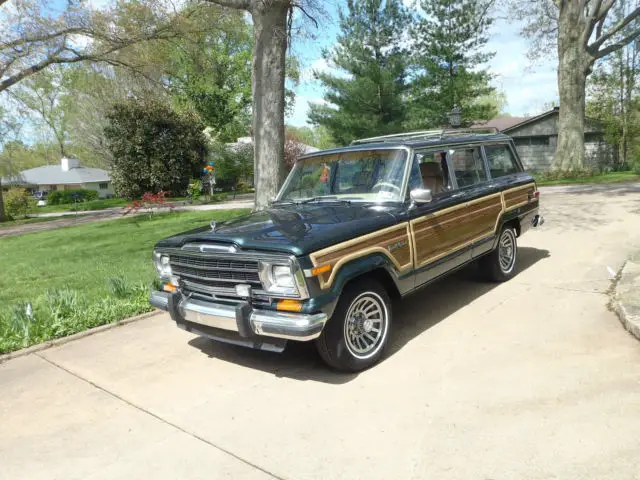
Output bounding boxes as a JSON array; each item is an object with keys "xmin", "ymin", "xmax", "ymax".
[{"xmin": 409, "ymin": 151, "xmax": 454, "ymax": 196}]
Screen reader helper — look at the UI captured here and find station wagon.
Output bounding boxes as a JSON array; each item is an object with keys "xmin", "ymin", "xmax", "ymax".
[{"xmin": 150, "ymin": 130, "xmax": 543, "ymax": 371}]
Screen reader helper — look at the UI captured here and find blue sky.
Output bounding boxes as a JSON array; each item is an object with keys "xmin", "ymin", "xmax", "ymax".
[
  {"xmin": 23, "ymin": 0, "xmax": 560, "ymax": 131},
  {"xmin": 286, "ymin": 1, "xmax": 559, "ymax": 127}
]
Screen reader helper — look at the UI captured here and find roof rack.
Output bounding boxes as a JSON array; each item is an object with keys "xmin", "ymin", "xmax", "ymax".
[{"xmin": 351, "ymin": 127, "xmax": 500, "ymax": 145}]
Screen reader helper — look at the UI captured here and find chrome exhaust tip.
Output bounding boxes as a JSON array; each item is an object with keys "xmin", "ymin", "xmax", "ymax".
[{"xmin": 532, "ymin": 215, "xmax": 545, "ymax": 227}]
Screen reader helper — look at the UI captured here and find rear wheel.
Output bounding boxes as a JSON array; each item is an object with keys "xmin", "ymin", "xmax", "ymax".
[
  {"xmin": 480, "ymin": 226, "xmax": 518, "ymax": 282},
  {"xmin": 316, "ymin": 279, "xmax": 392, "ymax": 372}
]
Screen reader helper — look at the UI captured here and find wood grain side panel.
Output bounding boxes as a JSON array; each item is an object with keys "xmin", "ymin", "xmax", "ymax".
[
  {"xmin": 410, "ymin": 193, "xmax": 504, "ymax": 268},
  {"xmin": 411, "ymin": 206, "xmax": 468, "ymax": 266},
  {"xmin": 466, "ymin": 196, "xmax": 503, "ymax": 239},
  {"xmin": 504, "ymin": 183, "xmax": 536, "ymax": 211},
  {"xmin": 310, "ymin": 224, "xmax": 413, "ymax": 289},
  {"xmin": 314, "ymin": 228, "xmax": 407, "ymax": 266}
]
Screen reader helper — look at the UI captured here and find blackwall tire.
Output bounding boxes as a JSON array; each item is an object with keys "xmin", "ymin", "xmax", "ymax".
[
  {"xmin": 480, "ymin": 226, "xmax": 518, "ymax": 282},
  {"xmin": 316, "ymin": 279, "xmax": 392, "ymax": 372}
]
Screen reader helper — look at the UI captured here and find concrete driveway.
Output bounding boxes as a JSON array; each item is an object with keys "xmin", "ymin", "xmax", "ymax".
[{"xmin": 2, "ymin": 184, "xmax": 640, "ymax": 479}]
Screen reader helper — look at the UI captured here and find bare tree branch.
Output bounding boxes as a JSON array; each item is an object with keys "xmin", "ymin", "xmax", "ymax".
[
  {"xmin": 0, "ymin": 1, "xmax": 207, "ymax": 94},
  {"xmin": 594, "ymin": 27, "xmax": 640, "ymax": 59},
  {"xmin": 293, "ymin": 3, "xmax": 318, "ymax": 29},
  {"xmin": 202, "ymin": 0, "xmax": 251, "ymax": 10},
  {"xmin": 583, "ymin": 0, "xmax": 607, "ymax": 47},
  {"xmin": 590, "ymin": 5, "xmax": 640, "ymax": 52},
  {"xmin": 1, "ymin": 28, "xmax": 89, "ymax": 50},
  {"xmin": 595, "ymin": 0, "xmax": 615, "ymax": 21}
]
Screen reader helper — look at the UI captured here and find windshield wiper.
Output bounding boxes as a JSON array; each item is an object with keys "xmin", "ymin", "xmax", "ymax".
[{"xmin": 299, "ymin": 196, "xmax": 351, "ymax": 205}]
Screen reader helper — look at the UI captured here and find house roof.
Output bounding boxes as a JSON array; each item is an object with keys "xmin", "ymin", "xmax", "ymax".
[
  {"xmin": 473, "ymin": 116, "xmax": 531, "ymax": 132},
  {"xmin": 2, "ymin": 165, "xmax": 110, "ymax": 186}
]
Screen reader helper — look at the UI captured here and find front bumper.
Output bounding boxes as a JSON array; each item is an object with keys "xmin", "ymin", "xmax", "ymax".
[{"xmin": 150, "ymin": 291, "xmax": 327, "ymax": 342}]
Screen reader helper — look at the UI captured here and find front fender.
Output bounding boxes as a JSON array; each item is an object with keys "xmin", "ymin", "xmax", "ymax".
[{"xmin": 302, "ymin": 253, "xmax": 405, "ymax": 318}]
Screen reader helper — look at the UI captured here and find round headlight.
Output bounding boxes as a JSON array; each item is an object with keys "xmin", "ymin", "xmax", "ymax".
[{"xmin": 272, "ymin": 265, "xmax": 295, "ymax": 288}]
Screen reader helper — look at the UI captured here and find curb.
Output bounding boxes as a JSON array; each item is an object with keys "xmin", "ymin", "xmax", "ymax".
[
  {"xmin": 0, "ymin": 310, "xmax": 163, "ymax": 364},
  {"xmin": 612, "ymin": 259, "xmax": 640, "ymax": 341},
  {"xmin": 614, "ymin": 301, "xmax": 640, "ymax": 340}
]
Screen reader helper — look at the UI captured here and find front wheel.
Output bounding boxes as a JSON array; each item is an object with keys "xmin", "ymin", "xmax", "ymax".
[
  {"xmin": 480, "ymin": 226, "xmax": 518, "ymax": 282},
  {"xmin": 316, "ymin": 279, "xmax": 392, "ymax": 372}
]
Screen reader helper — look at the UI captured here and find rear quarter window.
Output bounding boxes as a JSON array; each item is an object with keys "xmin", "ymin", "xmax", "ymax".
[{"xmin": 484, "ymin": 144, "xmax": 520, "ymax": 178}]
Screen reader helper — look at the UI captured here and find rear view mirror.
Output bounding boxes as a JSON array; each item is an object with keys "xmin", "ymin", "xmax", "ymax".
[{"xmin": 410, "ymin": 188, "xmax": 433, "ymax": 204}]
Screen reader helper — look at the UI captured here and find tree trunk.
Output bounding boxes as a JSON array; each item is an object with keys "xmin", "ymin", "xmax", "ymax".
[
  {"xmin": 251, "ymin": 2, "xmax": 289, "ymax": 210},
  {"xmin": 554, "ymin": 2, "xmax": 591, "ymax": 171},
  {"xmin": 0, "ymin": 180, "xmax": 6, "ymax": 222}
]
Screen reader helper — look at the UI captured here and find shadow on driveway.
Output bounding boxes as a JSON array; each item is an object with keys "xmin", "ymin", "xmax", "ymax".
[{"xmin": 188, "ymin": 247, "xmax": 550, "ymax": 384}]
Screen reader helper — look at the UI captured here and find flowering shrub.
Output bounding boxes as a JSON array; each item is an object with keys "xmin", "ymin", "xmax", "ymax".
[{"xmin": 122, "ymin": 191, "xmax": 175, "ymax": 218}]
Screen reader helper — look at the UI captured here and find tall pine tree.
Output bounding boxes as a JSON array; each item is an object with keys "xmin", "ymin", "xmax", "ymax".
[
  {"xmin": 309, "ymin": 0, "xmax": 411, "ymax": 145},
  {"xmin": 409, "ymin": 0, "xmax": 496, "ymax": 128}
]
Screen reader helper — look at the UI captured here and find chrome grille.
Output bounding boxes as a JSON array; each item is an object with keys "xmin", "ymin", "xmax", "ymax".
[
  {"xmin": 168, "ymin": 251, "xmax": 268, "ymax": 300},
  {"xmin": 172, "ymin": 265, "xmax": 260, "ymax": 283}
]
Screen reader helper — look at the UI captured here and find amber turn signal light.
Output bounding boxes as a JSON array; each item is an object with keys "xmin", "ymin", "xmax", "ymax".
[
  {"xmin": 162, "ymin": 283, "xmax": 177, "ymax": 293},
  {"xmin": 276, "ymin": 299, "xmax": 303, "ymax": 312},
  {"xmin": 311, "ymin": 264, "xmax": 332, "ymax": 276}
]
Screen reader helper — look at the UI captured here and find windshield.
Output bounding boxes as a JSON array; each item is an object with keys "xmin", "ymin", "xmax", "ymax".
[{"xmin": 278, "ymin": 149, "xmax": 408, "ymax": 203}]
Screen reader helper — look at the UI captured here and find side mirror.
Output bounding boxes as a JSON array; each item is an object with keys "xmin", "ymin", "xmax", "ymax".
[{"xmin": 410, "ymin": 188, "xmax": 433, "ymax": 204}]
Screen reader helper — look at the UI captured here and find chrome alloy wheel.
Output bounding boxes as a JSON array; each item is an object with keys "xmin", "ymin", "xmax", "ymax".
[
  {"xmin": 343, "ymin": 292, "xmax": 388, "ymax": 359},
  {"xmin": 498, "ymin": 229, "xmax": 517, "ymax": 274}
]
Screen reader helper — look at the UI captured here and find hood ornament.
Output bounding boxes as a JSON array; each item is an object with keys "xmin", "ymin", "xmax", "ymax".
[{"xmin": 210, "ymin": 220, "xmax": 216, "ymax": 232}]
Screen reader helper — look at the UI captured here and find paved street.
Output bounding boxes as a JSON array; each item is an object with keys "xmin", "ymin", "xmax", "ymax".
[
  {"xmin": 0, "ymin": 198, "xmax": 254, "ymax": 238},
  {"xmin": 2, "ymin": 184, "xmax": 640, "ymax": 479}
]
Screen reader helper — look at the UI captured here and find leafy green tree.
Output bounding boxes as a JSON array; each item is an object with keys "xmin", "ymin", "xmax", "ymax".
[
  {"xmin": 10, "ymin": 68, "xmax": 70, "ymax": 157},
  {"xmin": 408, "ymin": 0, "xmax": 496, "ymax": 128},
  {"xmin": 586, "ymin": 1, "xmax": 640, "ymax": 168},
  {"xmin": 166, "ymin": 8, "xmax": 253, "ymax": 142},
  {"xmin": 104, "ymin": 100, "xmax": 207, "ymax": 198},
  {"xmin": 507, "ymin": 0, "xmax": 640, "ymax": 170},
  {"xmin": 286, "ymin": 125, "xmax": 339, "ymax": 149},
  {"xmin": 309, "ymin": 0, "xmax": 411, "ymax": 145},
  {"xmin": 209, "ymin": 141, "xmax": 254, "ymax": 189}
]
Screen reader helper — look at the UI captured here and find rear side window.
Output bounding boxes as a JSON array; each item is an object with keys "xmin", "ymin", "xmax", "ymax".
[
  {"xmin": 485, "ymin": 144, "xmax": 519, "ymax": 178},
  {"xmin": 450, "ymin": 146, "xmax": 487, "ymax": 188}
]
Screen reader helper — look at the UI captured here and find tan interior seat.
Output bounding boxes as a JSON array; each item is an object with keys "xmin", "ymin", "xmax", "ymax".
[{"xmin": 420, "ymin": 162, "xmax": 444, "ymax": 193}]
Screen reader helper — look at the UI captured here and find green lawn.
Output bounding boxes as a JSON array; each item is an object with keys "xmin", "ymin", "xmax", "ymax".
[
  {"xmin": 33, "ymin": 197, "xmax": 130, "ymax": 213},
  {"xmin": 0, "ymin": 209, "xmax": 249, "ymax": 354},
  {"xmin": 535, "ymin": 171, "xmax": 640, "ymax": 186}
]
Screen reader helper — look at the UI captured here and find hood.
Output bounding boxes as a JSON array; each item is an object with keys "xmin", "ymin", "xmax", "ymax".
[{"xmin": 155, "ymin": 203, "xmax": 402, "ymax": 256}]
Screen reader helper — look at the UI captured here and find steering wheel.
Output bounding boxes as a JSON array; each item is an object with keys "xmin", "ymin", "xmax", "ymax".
[{"xmin": 372, "ymin": 182, "xmax": 401, "ymax": 193}]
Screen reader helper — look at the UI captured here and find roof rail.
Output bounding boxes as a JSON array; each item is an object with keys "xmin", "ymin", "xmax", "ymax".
[{"xmin": 351, "ymin": 127, "xmax": 500, "ymax": 145}]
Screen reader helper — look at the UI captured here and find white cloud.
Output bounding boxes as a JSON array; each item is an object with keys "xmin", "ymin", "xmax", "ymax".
[
  {"xmin": 86, "ymin": 0, "xmax": 113, "ymax": 10},
  {"xmin": 486, "ymin": 18, "xmax": 558, "ymax": 116},
  {"xmin": 287, "ymin": 95, "xmax": 327, "ymax": 127},
  {"xmin": 300, "ymin": 58, "xmax": 330, "ymax": 82}
]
